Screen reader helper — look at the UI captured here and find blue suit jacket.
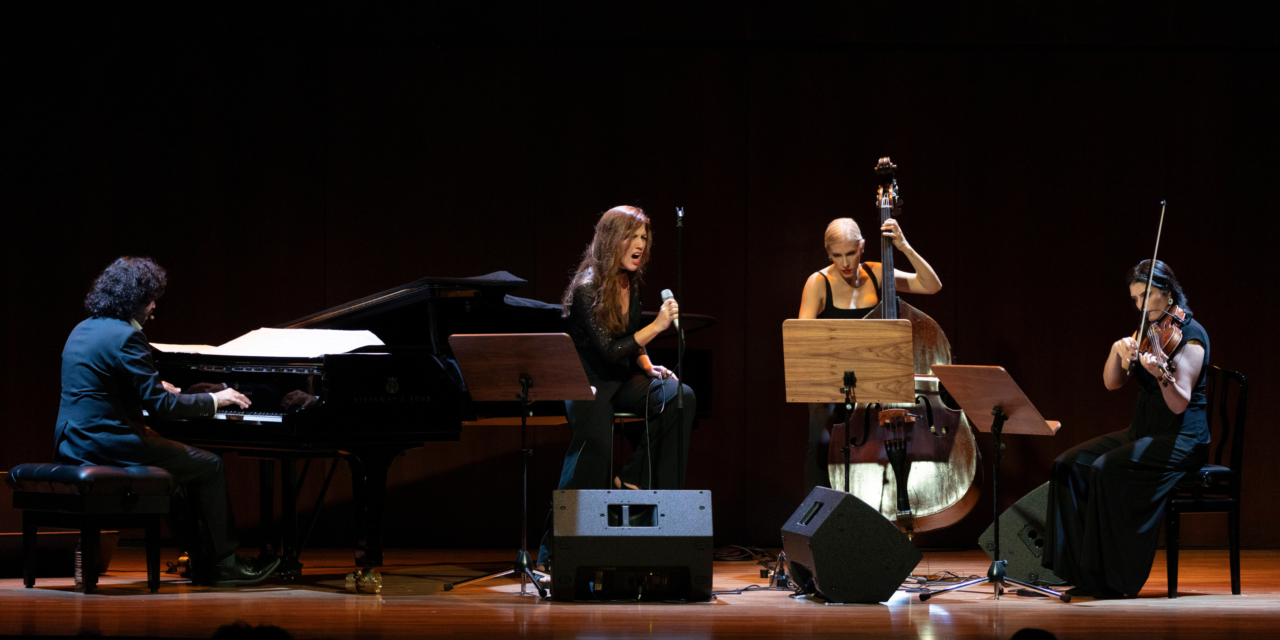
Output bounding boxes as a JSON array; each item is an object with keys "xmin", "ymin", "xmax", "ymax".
[{"xmin": 55, "ymin": 317, "xmax": 215, "ymax": 466}]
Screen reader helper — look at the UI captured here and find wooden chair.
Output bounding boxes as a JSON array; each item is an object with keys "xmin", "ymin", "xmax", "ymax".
[
  {"xmin": 1164, "ymin": 366, "xmax": 1248, "ymax": 598},
  {"xmin": 7, "ymin": 464, "xmax": 174, "ymax": 593}
]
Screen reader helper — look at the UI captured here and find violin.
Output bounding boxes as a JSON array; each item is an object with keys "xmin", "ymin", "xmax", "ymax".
[
  {"xmin": 828, "ymin": 157, "xmax": 982, "ymax": 538},
  {"xmin": 1133, "ymin": 304, "xmax": 1187, "ymax": 386}
]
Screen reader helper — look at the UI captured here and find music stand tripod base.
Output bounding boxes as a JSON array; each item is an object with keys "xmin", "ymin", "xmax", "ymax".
[
  {"xmin": 442, "ymin": 549, "xmax": 546, "ymax": 597},
  {"xmin": 920, "ymin": 365, "xmax": 1069, "ymax": 603}
]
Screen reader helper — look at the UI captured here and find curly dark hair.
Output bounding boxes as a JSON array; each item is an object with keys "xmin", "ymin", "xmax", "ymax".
[
  {"xmin": 1125, "ymin": 259, "xmax": 1190, "ymax": 315},
  {"xmin": 84, "ymin": 257, "xmax": 168, "ymax": 321}
]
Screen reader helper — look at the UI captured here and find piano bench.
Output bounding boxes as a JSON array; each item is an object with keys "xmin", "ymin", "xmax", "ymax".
[{"xmin": 6, "ymin": 463, "xmax": 174, "ymax": 594}]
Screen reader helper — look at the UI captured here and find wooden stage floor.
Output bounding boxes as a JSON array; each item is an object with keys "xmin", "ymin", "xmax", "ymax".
[{"xmin": 1, "ymin": 547, "xmax": 1276, "ymax": 639}]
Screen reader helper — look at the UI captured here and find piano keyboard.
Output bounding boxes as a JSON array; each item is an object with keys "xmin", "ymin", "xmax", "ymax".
[
  {"xmin": 215, "ymin": 410, "xmax": 285, "ymax": 423},
  {"xmin": 143, "ymin": 409, "xmax": 286, "ymax": 423}
]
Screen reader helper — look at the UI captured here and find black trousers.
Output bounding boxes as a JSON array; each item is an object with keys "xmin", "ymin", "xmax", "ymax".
[
  {"xmin": 58, "ymin": 430, "xmax": 240, "ymax": 558},
  {"xmin": 557, "ymin": 372, "xmax": 696, "ymax": 491},
  {"xmin": 538, "ymin": 372, "xmax": 696, "ymax": 565},
  {"xmin": 805, "ymin": 402, "xmax": 845, "ymax": 495},
  {"xmin": 1043, "ymin": 428, "xmax": 1205, "ymax": 595}
]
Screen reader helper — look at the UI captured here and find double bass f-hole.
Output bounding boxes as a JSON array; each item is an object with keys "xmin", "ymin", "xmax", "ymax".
[
  {"xmin": 915, "ymin": 394, "xmax": 942, "ymax": 435},
  {"xmin": 851, "ymin": 402, "xmax": 879, "ymax": 447}
]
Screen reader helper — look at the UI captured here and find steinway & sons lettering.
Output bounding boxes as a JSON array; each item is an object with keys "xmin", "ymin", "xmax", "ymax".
[{"xmin": 351, "ymin": 395, "xmax": 431, "ymax": 403}]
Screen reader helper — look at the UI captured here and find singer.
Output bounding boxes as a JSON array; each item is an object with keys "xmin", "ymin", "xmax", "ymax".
[
  {"xmin": 549, "ymin": 205, "xmax": 695, "ymax": 495},
  {"xmin": 797, "ymin": 217, "xmax": 943, "ymax": 495}
]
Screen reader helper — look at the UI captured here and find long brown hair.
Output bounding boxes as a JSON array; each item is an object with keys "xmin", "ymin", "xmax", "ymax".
[{"xmin": 562, "ymin": 206, "xmax": 652, "ymax": 336}]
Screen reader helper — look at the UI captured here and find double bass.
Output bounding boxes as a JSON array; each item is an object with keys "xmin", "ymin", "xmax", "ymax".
[{"xmin": 827, "ymin": 158, "xmax": 982, "ymax": 538}]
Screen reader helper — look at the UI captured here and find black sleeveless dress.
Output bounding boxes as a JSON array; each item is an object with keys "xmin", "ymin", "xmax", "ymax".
[
  {"xmin": 806, "ymin": 265, "xmax": 880, "ymax": 494},
  {"xmin": 816, "ymin": 266, "xmax": 879, "ymax": 319},
  {"xmin": 1043, "ymin": 316, "xmax": 1211, "ymax": 596}
]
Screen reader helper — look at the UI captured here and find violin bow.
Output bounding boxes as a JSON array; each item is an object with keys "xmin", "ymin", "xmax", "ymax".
[{"xmin": 1135, "ymin": 200, "xmax": 1168, "ymax": 352}]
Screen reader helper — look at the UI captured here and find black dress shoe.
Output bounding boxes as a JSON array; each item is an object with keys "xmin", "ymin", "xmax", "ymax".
[
  {"xmin": 1064, "ymin": 587, "xmax": 1094, "ymax": 597},
  {"xmin": 210, "ymin": 554, "xmax": 283, "ymax": 587},
  {"xmin": 1093, "ymin": 586, "xmax": 1130, "ymax": 599}
]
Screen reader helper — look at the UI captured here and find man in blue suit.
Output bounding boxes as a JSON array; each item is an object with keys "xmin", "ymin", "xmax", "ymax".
[{"xmin": 55, "ymin": 256, "xmax": 279, "ymax": 586}]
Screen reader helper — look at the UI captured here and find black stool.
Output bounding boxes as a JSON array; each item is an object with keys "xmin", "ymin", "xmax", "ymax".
[
  {"xmin": 609, "ymin": 412, "xmax": 644, "ymax": 488},
  {"xmin": 7, "ymin": 464, "xmax": 174, "ymax": 593}
]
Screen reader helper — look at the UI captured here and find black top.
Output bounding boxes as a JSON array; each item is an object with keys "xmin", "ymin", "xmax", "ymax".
[
  {"xmin": 816, "ymin": 265, "xmax": 880, "ymax": 320},
  {"xmin": 1130, "ymin": 315, "xmax": 1211, "ymax": 445},
  {"xmin": 566, "ymin": 283, "xmax": 647, "ymax": 382}
]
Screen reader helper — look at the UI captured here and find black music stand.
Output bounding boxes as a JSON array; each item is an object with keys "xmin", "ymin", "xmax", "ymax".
[
  {"xmin": 443, "ymin": 333, "xmax": 594, "ymax": 597},
  {"xmin": 919, "ymin": 365, "xmax": 1068, "ymax": 602}
]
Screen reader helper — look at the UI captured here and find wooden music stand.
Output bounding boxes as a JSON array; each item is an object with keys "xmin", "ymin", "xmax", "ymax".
[
  {"xmin": 782, "ymin": 319, "xmax": 915, "ymax": 403},
  {"xmin": 442, "ymin": 333, "xmax": 594, "ymax": 597},
  {"xmin": 782, "ymin": 319, "xmax": 914, "ymax": 491},
  {"xmin": 919, "ymin": 364, "xmax": 1068, "ymax": 602}
]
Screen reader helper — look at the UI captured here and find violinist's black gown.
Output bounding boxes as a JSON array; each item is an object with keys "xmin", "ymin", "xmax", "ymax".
[{"xmin": 1043, "ymin": 316, "xmax": 1210, "ymax": 597}]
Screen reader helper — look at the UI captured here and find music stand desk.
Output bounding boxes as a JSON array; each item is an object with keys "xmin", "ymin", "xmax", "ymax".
[
  {"xmin": 445, "ymin": 333, "xmax": 593, "ymax": 597},
  {"xmin": 782, "ymin": 319, "xmax": 914, "ymax": 404}
]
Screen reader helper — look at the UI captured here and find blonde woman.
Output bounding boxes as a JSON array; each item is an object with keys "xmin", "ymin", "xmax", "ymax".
[{"xmin": 797, "ymin": 217, "xmax": 942, "ymax": 494}]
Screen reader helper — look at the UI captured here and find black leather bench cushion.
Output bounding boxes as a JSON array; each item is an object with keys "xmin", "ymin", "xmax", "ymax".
[
  {"xmin": 6, "ymin": 464, "xmax": 174, "ymax": 496},
  {"xmin": 1175, "ymin": 463, "xmax": 1233, "ymax": 488}
]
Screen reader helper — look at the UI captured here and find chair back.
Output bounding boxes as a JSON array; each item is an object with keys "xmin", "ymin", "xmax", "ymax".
[{"xmin": 1203, "ymin": 366, "xmax": 1248, "ymax": 500}]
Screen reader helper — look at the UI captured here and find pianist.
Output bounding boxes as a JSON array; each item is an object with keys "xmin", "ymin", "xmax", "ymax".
[{"xmin": 53, "ymin": 256, "xmax": 280, "ymax": 586}]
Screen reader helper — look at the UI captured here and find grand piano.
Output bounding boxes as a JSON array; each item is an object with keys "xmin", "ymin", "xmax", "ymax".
[
  {"xmin": 150, "ymin": 271, "xmax": 714, "ymax": 580},
  {"xmin": 149, "ymin": 272, "xmax": 565, "ymax": 577}
]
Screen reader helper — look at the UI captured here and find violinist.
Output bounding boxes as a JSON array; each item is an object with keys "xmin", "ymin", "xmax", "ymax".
[
  {"xmin": 797, "ymin": 217, "xmax": 942, "ymax": 495},
  {"xmin": 1044, "ymin": 259, "xmax": 1210, "ymax": 599}
]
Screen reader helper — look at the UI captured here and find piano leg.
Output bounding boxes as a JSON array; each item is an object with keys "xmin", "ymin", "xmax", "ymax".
[
  {"xmin": 342, "ymin": 448, "xmax": 402, "ymax": 595},
  {"xmin": 278, "ymin": 458, "xmax": 304, "ymax": 580},
  {"xmin": 345, "ymin": 450, "xmax": 394, "ymax": 569},
  {"xmin": 258, "ymin": 459, "xmax": 276, "ymax": 560}
]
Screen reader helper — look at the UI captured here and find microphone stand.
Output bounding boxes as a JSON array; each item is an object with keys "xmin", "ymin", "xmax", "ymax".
[{"xmin": 676, "ymin": 207, "xmax": 685, "ymax": 489}]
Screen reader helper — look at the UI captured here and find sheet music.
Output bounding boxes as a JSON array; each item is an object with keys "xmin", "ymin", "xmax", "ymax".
[
  {"xmin": 209, "ymin": 328, "xmax": 384, "ymax": 358},
  {"xmin": 154, "ymin": 329, "xmax": 384, "ymax": 358},
  {"xmin": 151, "ymin": 343, "xmax": 219, "ymax": 354}
]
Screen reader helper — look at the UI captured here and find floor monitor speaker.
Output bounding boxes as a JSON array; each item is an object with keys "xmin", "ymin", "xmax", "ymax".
[
  {"xmin": 780, "ymin": 487, "xmax": 922, "ymax": 603},
  {"xmin": 550, "ymin": 489, "xmax": 713, "ymax": 601},
  {"xmin": 978, "ymin": 481, "xmax": 1064, "ymax": 585}
]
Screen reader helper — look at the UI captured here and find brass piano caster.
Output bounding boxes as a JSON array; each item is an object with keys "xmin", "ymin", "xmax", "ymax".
[{"xmin": 345, "ymin": 568, "xmax": 383, "ymax": 594}]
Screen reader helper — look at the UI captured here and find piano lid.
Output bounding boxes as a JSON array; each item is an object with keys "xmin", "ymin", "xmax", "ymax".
[
  {"xmin": 279, "ymin": 271, "xmax": 563, "ymax": 350},
  {"xmin": 280, "ymin": 271, "xmax": 536, "ymax": 331}
]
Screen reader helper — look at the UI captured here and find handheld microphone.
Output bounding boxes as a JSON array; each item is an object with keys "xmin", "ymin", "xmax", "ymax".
[{"xmin": 660, "ymin": 289, "xmax": 680, "ymax": 330}]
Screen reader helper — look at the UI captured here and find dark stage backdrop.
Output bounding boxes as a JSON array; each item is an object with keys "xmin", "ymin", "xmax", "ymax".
[{"xmin": 4, "ymin": 3, "xmax": 1277, "ymax": 552}]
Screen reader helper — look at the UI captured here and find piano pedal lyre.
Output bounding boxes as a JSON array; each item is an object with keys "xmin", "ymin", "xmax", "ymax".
[{"xmin": 344, "ymin": 567, "xmax": 383, "ymax": 594}]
